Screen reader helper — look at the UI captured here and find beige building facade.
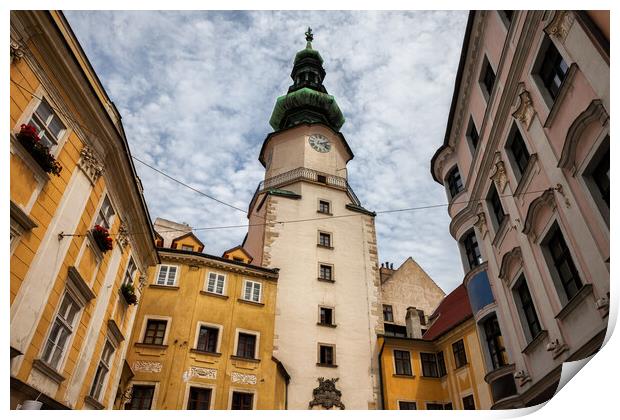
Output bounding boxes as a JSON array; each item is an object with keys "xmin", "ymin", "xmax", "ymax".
[{"xmin": 244, "ymin": 32, "xmax": 382, "ymax": 409}]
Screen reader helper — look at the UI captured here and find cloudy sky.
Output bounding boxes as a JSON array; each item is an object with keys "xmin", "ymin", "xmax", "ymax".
[{"xmin": 65, "ymin": 10, "xmax": 468, "ymax": 292}]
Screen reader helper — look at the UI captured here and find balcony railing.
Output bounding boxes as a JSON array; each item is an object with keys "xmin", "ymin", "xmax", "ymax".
[{"xmin": 256, "ymin": 167, "xmax": 361, "ymax": 206}]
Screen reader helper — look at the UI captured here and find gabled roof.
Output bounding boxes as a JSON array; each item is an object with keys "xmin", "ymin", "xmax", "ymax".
[
  {"xmin": 222, "ymin": 245, "xmax": 254, "ymax": 263},
  {"xmin": 170, "ymin": 232, "xmax": 205, "ymax": 252},
  {"xmin": 422, "ymin": 284, "xmax": 472, "ymax": 341}
]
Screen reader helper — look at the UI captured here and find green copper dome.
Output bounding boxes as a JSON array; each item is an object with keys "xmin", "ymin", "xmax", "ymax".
[{"xmin": 268, "ymin": 27, "xmax": 345, "ymax": 132}]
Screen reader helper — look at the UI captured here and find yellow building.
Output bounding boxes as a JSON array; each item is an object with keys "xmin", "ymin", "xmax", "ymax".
[
  {"xmin": 378, "ymin": 285, "xmax": 492, "ymax": 410},
  {"xmin": 121, "ymin": 219, "xmax": 289, "ymax": 409},
  {"xmin": 10, "ymin": 11, "xmax": 158, "ymax": 409}
]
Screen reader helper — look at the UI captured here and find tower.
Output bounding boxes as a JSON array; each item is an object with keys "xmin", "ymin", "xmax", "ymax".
[{"xmin": 244, "ymin": 28, "xmax": 382, "ymax": 409}]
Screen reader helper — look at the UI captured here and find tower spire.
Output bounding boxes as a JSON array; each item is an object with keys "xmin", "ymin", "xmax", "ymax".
[{"xmin": 268, "ymin": 27, "xmax": 345, "ymax": 132}]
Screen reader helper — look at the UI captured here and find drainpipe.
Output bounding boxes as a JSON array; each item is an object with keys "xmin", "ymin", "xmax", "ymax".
[{"xmin": 377, "ymin": 338, "xmax": 386, "ymax": 410}]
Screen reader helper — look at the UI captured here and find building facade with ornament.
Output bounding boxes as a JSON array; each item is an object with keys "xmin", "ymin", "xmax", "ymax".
[
  {"xmin": 243, "ymin": 28, "xmax": 384, "ymax": 410},
  {"xmin": 10, "ymin": 10, "xmax": 158, "ymax": 409},
  {"xmin": 431, "ymin": 10, "xmax": 609, "ymax": 408},
  {"xmin": 120, "ymin": 219, "xmax": 289, "ymax": 409}
]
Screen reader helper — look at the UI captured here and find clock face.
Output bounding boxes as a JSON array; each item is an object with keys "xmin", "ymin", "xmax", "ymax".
[{"xmin": 308, "ymin": 134, "xmax": 331, "ymax": 153}]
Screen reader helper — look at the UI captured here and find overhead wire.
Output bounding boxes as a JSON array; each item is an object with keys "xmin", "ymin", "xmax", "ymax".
[
  {"xmin": 10, "ymin": 79, "xmax": 557, "ymax": 242},
  {"xmin": 11, "ymin": 78, "xmax": 248, "ymax": 214}
]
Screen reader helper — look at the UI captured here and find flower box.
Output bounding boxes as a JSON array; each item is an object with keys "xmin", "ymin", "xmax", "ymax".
[
  {"xmin": 120, "ymin": 282, "xmax": 138, "ymax": 305},
  {"xmin": 16, "ymin": 124, "xmax": 62, "ymax": 176},
  {"xmin": 92, "ymin": 225, "xmax": 113, "ymax": 253}
]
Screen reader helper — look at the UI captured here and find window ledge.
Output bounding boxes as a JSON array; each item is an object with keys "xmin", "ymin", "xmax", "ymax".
[
  {"xmin": 513, "ymin": 154, "xmax": 539, "ymax": 200},
  {"xmin": 317, "ymin": 322, "xmax": 337, "ymax": 328},
  {"xmin": 521, "ymin": 329, "xmax": 549, "ymax": 355},
  {"xmin": 86, "ymin": 231, "xmax": 105, "ymax": 262},
  {"xmin": 317, "ymin": 244, "xmax": 334, "ymax": 250},
  {"xmin": 392, "ymin": 373, "xmax": 415, "ymax": 378},
  {"xmin": 200, "ymin": 290, "xmax": 229, "ymax": 299},
  {"xmin": 447, "ymin": 189, "xmax": 467, "ymax": 211},
  {"xmin": 316, "ymin": 363, "xmax": 338, "ymax": 368},
  {"xmin": 317, "ymin": 211, "xmax": 333, "ymax": 216},
  {"xmin": 190, "ymin": 348, "xmax": 222, "ymax": 357},
  {"xmin": 317, "ymin": 277, "xmax": 335, "ymax": 283},
  {"xmin": 10, "ymin": 133, "xmax": 52, "ymax": 183},
  {"xmin": 237, "ymin": 298, "xmax": 264, "ymax": 307},
  {"xmin": 555, "ymin": 284, "xmax": 594, "ymax": 321},
  {"xmin": 67, "ymin": 266, "xmax": 96, "ymax": 306},
  {"xmin": 149, "ymin": 284, "xmax": 179, "ymax": 290},
  {"xmin": 107, "ymin": 319, "xmax": 125, "ymax": 347},
  {"xmin": 32, "ymin": 359, "xmax": 65, "ymax": 384},
  {"xmin": 84, "ymin": 395, "xmax": 105, "ymax": 410},
  {"xmin": 453, "ymin": 363, "xmax": 469, "ymax": 372},
  {"xmin": 544, "ymin": 63, "xmax": 578, "ymax": 128},
  {"xmin": 491, "ymin": 216, "xmax": 511, "ymax": 249},
  {"xmin": 231, "ymin": 355, "xmax": 260, "ymax": 363},
  {"xmin": 420, "ymin": 375, "xmax": 443, "ymax": 380},
  {"xmin": 135, "ymin": 343, "xmax": 168, "ymax": 349},
  {"xmin": 484, "ymin": 363, "xmax": 515, "ymax": 385},
  {"xmin": 10, "ymin": 201, "xmax": 38, "ymax": 231}
]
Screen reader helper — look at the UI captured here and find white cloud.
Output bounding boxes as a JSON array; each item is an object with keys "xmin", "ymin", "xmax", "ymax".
[{"xmin": 65, "ymin": 10, "xmax": 468, "ymax": 292}]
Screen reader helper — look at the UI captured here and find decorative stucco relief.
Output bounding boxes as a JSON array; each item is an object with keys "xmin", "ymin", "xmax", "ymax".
[
  {"xmin": 116, "ymin": 222, "xmax": 130, "ymax": 249},
  {"xmin": 309, "ymin": 377, "xmax": 345, "ymax": 410},
  {"xmin": 544, "ymin": 11, "xmax": 575, "ymax": 42},
  {"xmin": 133, "ymin": 360, "xmax": 162, "ymax": 373},
  {"xmin": 512, "ymin": 86, "xmax": 536, "ymax": 130},
  {"xmin": 78, "ymin": 146, "xmax": 104, "ymax": 185},
  {"xmin": 490, "ymin": 156, "xmax": 509, "ymax": 193},
  {"xmin": 231, "ymin": 371, "xmax": 257, "ymax": 385},
  {"xmin": 514, "ymin": 369, "xmax": 531, "ymax": 387},
  {"xmin": 474, "ymin": 205, "xmax": 488, "ymax": 240},
  {"xmin": 10, "ymin": 40, "xmax": 25, "ymax": 63},
  {"xmin": 190, "ymin": 366, "xmax": 217, "ymax": 380}
]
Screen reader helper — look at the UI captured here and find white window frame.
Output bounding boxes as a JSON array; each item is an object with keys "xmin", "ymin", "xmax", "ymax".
[
  {"xmin": 94, "ymin": 194, "xmax": 116, "ymax": 230},
  {"xmin": 193, "ymin": 322, "xmax": 223, "ymax": 353},
  {"xmin": 40, "ymin": 290, "xmax": 83, "ymax": 371},
  {"xmin": 233, "ymin": 328, "xmax": 260, "ymax": 360},
  {"xmin": 241, "ymin": 279, "xmax": 262, "ymax": 303},
  {"xmin": 139, "ymin": 315, "xmax": 172, "ymax": 346},
  {"xmin": 154, "ymin": 264, "xmax": 179, "ymax": 287},
  {"xmin": 123, "ymin": 256, "xmax": 138, "ymax": 286},
  {"xmin": 13, "ymin": 88, "xmax": 71, "ymax": 158},
  {"xmin": 204, "ymin": 272, "xmax": 226, "ymax": 295},
  {"xmin": 89, "ymin": 339, "xmax": 116, "ymax": 401}
]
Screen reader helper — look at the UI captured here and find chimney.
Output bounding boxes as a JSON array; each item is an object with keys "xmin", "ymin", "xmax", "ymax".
[
  {"xmin": 406, "ymin": 307, "xmax": 423, "ymax": 339},
  {"xmin": 379, "ymin": 261, "xmax": 396, "ymax": 284}
]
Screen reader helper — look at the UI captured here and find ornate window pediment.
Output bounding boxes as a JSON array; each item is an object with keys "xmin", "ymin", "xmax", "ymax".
[
  {"xmin": 498, "ymin": 247, "xmax": 523, "ymax": 284},
  {"xmin": 558, "ymin": 99, "xmax": 609, "ymax": 175},
  {"xmin": 521, "ymin": 188, "xmax": 557, "ymax": 241}
]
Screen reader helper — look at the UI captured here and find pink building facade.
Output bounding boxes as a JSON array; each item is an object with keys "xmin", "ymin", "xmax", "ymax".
[{"xmin": 431, "ymin": 11, "xmax": 609, "ymax": 408}]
